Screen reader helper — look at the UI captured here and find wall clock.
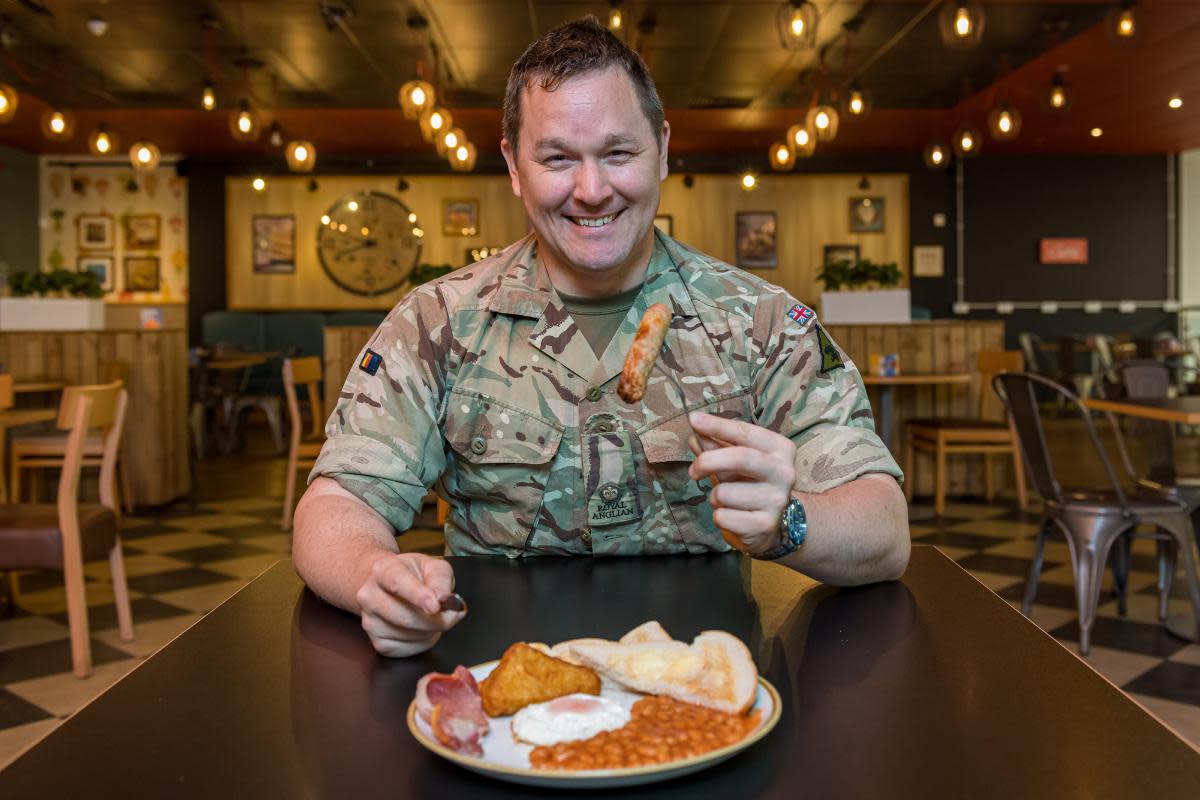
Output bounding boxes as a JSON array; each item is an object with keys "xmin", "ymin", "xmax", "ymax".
[{"xmin": 317, "ymin": 191, "xmax": 422, "ymax": 296}]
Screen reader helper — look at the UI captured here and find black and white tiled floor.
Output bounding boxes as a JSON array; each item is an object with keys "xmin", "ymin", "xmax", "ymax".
[{"xmin": 2, "ymin": 488, "xmax": 1199, "ymax": 768}]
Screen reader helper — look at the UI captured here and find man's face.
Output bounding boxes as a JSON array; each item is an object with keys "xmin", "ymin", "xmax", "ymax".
[{"xmin": 502, "ymin": 67, "xmax": 670, "ymax": 295}]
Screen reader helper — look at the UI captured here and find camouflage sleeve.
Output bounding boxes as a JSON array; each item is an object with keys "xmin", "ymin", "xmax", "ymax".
[
  {"xmin": 308, "ymin": 286, "xmax": 451, "ymax": 533},
  {"xmin": 749, "ymin": 288, "xmax": 903, "ymax": 493}
]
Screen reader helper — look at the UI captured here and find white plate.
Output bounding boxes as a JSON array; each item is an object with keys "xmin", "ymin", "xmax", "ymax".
[{"xmin": 407, "ymin": 660, "xmax": 781, "ymax": 789}]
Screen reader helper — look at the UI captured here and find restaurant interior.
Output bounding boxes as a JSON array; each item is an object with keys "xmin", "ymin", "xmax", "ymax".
[{"xmin": 1, "ymin": 0, "xmax": 1200, "ymax": 789}]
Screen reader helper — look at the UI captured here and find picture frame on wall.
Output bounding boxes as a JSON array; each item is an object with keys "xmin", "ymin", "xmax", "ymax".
[
  {"xmin": 443, "ymin": 198, "xmax": 479, "ymax": 236},
  {"xmin": 735, "ymin": 211, "xmax": 778, "ymax": 269},
  {"xmin": 849, "ymin": 197, "xmax": 885, "ymax": 233},
  {"xmin": 653, "ymin": 214, "xmax": 673, "ymax": 236},
  {"xmin": 76, "ymin": 213, "xmax": 114, "ymax": 251},
  {"xmin": 823, "ymin": 243, "xmax": 860, "ymax": 267},
  {"xmin": 124, "ymin": 255, "xmax": 160, "ymax": 292},
  {"xmin": 124, "ymin": 213, "xmax": 162, "ymax": 249},
  {"xmin": 77, "ymin": 254, "xmax": 114, "ymax": 291},
  {"xmin": 252, "ymin": 214, "xmax": 296, "ymax": 273}
]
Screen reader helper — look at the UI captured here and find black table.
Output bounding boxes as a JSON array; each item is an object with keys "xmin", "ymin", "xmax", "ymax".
[{"xmin": 3, "ymin": 547, "xmax": 1199, "ymax": 798}]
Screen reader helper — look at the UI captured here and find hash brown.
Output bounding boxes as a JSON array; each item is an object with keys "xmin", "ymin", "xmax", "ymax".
[{"xmin": 479, "ymin": 642, "xmax": 601, "ymax": 717}]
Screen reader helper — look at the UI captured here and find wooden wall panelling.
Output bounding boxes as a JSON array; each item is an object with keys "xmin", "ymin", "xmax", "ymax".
[{"xmin": 322, "ymin": 327, "xmax": 376, "ymax": 418}]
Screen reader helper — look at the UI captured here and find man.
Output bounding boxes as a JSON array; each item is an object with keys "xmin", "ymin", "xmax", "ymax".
[{"xmin": 293, "ymin": 17, "xmax": 909, "ymax": 657}]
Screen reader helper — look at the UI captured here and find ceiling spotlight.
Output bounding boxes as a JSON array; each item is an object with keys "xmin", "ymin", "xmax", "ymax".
[
  {"xmin": 1090, "ymin": 127, "xmax": 1103, "ymax": 138},
  {"xmin": 987, "ymin": 102, "xmax": 1022, "ymax": 141},
  {"xmin": 777, "ymin": 1, "xmax": 818, "ymax": 50},
  {"xmin": 87, "ymin": 124, "xmax": 118, "ymax": 156},
  {"xmin": 0, "ymin": 83, "xmax": 17, "ymax": 124},
  {"xmin": 268, "ymin": 121, "xmax": 284, "ymax": 148},
  {"xmin": 307, "ymin": 178, "xmax": 320, "ymax": 193},
  {"xmin": 857, "ymin": 175, "xmax": 871, "ymax": 191},
  {"xmin": 397, "ymin": 178, "xmax": 410, "ymax": 192},
  {"xmin": 786, "ymin": 123, "xmax": 816, "ymax": 157},
  {"xmin": 399, "ymin": 79, "xmax": 435, "ymax": 120},
  {"xmin": 806, "ymin": 103, "xmax": 839, "ymax": 142},
  {"xmin": 769, "ymin": 141, "xmax": 795, "ymax": 171},
  {"xmin": 286, "ymin": 140, "xmax": 316, "ymax": 172},
  {"xmin": 229, "ymin": 100, "xmax": 260, "ymax": 142},
  {"xmin": 844, "ymin": 82, "xmax": 872, "ymax": 119},
  {"xmin": 683, "ymin": 174, "xmax": 695, "ymax": 189},
  {"xmin": 923, "ymin": 142, "xmax": 950, "ymax": 170},
  {"xmin": 200, "ymin": 83, "xmax": 217, "ymax": 111},
  {"xmin": 1108, "ymin": 1, "xmax": 1138, "ymax": 42},
  {"xmin": 1044, "ymin": 72, "xmax": 1072, "ymax": 114},
  {"xmin": 129, "ymin": 141, "xmax": 161, "ymax": 173},
  {"xmin": 939, "ymin": 1, "xmax": 985, "ymax": 48},
  {"xmin": 608, "ymin": 1, "xmax": 623, "ymax": 32},
  {"xmin": 419, "ymin": 106, "xmax": 452, "ymax": 144},
  {"xmin": 952, "ymin": 123, "xmax": 982, "ymax": 157},
  {"xmin": 1169, "ymin": 96, "xmax": 1183, "ymax": 109},
  {"xmin": 86, "ymin": 15, "xmax": 108, "ymax": 36},
  {"xmin": 251, "ymin": 176, "xmax": 267, "ymax": 192},
  {"xmin": 40, "ymin": 109, "xmax": 76, "ymax": 141},
  {"xmin": 740, "ymin": 172, "xmax": 758, "ymax": 191}
]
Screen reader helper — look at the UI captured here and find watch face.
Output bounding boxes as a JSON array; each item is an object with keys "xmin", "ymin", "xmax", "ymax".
[{"xmin": 317, "ymin": 191, "xmax": 422, "ymax": 296}]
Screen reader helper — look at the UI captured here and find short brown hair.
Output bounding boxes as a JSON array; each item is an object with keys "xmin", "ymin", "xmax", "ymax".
[{"xmin": 502, "ymin": 16, "xmax": 665, "ymax": 156}]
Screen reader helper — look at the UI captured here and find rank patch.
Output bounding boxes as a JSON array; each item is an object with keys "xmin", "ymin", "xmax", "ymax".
[
  {"xmin": 358, "ymin": 349, "xmax": 383, "ymax": 376},
  {"xmin": 787, "ymin": 303, "xmax": 815, "ymax": 329},
  {"xmin": 815, "ymin": 325, "xmax": 845, "ymax": 373}
]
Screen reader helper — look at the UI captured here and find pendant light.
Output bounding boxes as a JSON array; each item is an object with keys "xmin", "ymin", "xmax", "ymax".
[
  {"xmin": 1107, "ymin": 1, "xmax": 1138, "ymax": 43},
  {"xmin": 844, "ymin": 81, "xmax": 872, "ymax": 120},
  {"xmin": 200, "ymin": 83, "xmax": 217, "ymax": 111},
  {"xmin": 251, "ymin": 176, "xmax": 267, "ymax": 192},
  {"xmin": 286, "ymin": 140, "xmax": 316, "ymax": 172},
  {"xmin": 87, "ymin": 124, "xmax": 118, "ymax": 155},
  {"xmin": 399, "ymin": 79, "xmax": 435, "ymax": 120},
  {"xmin": 987, "ymin": 102, "xmax": 1022, "ymax": 141},
  {"xmin": 739, "ymin": 172, "xmax": 758, "ymax": 191},
  {"xmin": 438, "ymin": 126, "xmax": 465, "ymax": 158},
  {"xmin": 786, "ymin": 123, "xmax": 816, "ymax": 157},
  {"xmin": 952, "ymin": 123, "xmax": 982, "ymax": 157},
  {"xmin": 129, "ymin": 141, "xmax": 161, "ymax": 173},
  {"xmin": 806, "ymin": 102, "xmax": 839, "ymax": 142},
  {"xmin": 229, "ymin": 100, "xmax": 260, "ymax": 142},
  {"xmin": 1044, "ymin": 72, "xmax": 1072, "ymax": 114},
  {"xmin": 777, "ymin": 2, "xmax": 818, "ymax": 49},
  {"xmin": 0, "ymin": 83, "xmax": 17, "ymax": 123},
  {"xmin": 41, "ymin": 108, "xmax": 76, "ymax": 140},
  {"xmin": 769, "ymin": 141, "xmax": 795, "ymax": 171},
  {"xmin": 450, "ymin": 141, "xmax": 478, "ymax": 172},
  {"xmin": 923, "ymin": 142, "xmax": 950, "ymax": 170},
  {"xmin": 608, "ymin": 1, "xmax": 624, "ymax": 33},
  {"xmin": 419, "ymin": 106, "xmax": 452, "ymax": 144},
  {"xmin": 939, "ymin": 2, "xmax": 985, "ymax": 49}
]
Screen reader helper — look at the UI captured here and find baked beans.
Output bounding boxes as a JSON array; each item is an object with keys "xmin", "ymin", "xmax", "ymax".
[{"xmin": 529, "ymin": 696, "xmax": 761, "ymax": 771}]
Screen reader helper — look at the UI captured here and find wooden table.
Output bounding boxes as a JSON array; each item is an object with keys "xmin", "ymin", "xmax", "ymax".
[
  {"xmin": 1082, "ymin": 395, "xmax": 1200, "ymax": 425},
  {"xmin": 2, "ymin": 547, "xmax": 1198, "ymax": 797},
  {"xmin": 862, "ymin": 372, "xmax": 972, "ymax": 449},
  {"xmin": 0, "ymin": 408, "xmax": 57, "ymax": 503},
  {"xmin": 12, "ymin": 381, "xmax": 64, "ymax": 394}
]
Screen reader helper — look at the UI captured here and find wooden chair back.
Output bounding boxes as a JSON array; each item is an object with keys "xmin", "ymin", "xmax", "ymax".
[
  {"xmin": 977, "ymin": 350, "xmax": 1024, "ymax": 420},
  {"xmin": 283, "ymin": 357, "xmax": 324, "ymax": 443},
  {"xmin": 0, "ymin": 373, "xmax": 13, "ymax": 410},
  {"xmin": 56, "ymin": 381, "xmax": 128, "ymax": 512}
]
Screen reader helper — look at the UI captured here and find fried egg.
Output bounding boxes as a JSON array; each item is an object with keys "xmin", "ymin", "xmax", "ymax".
[{"xmin": 510, "ymin": 693, "xmax": 631, "ymax": 746}]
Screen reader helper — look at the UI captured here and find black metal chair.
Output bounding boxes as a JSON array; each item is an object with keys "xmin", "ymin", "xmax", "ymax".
[{"xmin": 994, "ymin": 371, "xmax": 1200, "ymax": 655}]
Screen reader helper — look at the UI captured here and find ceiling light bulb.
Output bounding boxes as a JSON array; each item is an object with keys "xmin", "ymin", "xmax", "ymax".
[
  {"xmin": 609, "ymin": 9, "xmax": 623, "ymax": 30},
  {"xmin": 89, "ymin": 125, "xmax": 118, "ymax": 156},
  {"xmin": 410, "ymin": 86, "xmax": 425, "ymax": 107},
  {"xmin": 201, "ymin": 84, "xmax": 216, "ymax": 110},
  {"xmin": 320, "ymin": 214, "xmax": 331, "ymax": 225},
  {"xmin": 444, "ymin": 130, "xmax": 459, "ymax": 149},
  {"xmin": 252, "ymin": 176, "xmax": 266, "ymax": 192},
  {"xmin": 1050, "ymin": 87, "xmax": 1066, "ymax": 108},
  {"xmin": 769, "ymin": 141, "xmax": 795, "ymax": 171},
  {"xmin": 790, "ymin": 12, "xmax": 805, "ymax": 36},
  {"xmin": 128, "ymin": 141, "xmax": 160, "ymax": 172},
  {"xmin": 931, "ymin": 149, "xmax": 943, "ymax": 164},
  {"xmin": 238, "ymin": 114, "xmax": 252, "ymax": 133},
  {"xmin": 348, "ymin": 200, "xmax": 359, "ymax": 211},
  {"xmin": 849, "ymin": 96, "xmax": 864, "ymax": 115},
  {"xmin": 815, "ymin": 111, "xmax": 829, "ymax": 130},
  {"xmin": 293, "ymin": 145, "xmax": 308, "ymax": 161},
  {"xmin": 961, "ymin": 132, "xmax": 974, "ymax": 150},
  {"xmin": 775, "ymin": 145, "xmax": 789, "ymax": 163},
  {"xmin": 954, "ymin": 6, "xmax": 972, "ymax": 37},
  {"xmin": 1091, "ymin": 127, "xmax": 1103, "ymax": 137},
  {"xmin": 794, "ymin": 128, "xmax": 809, "ymax": 146},
  {"xmin": 778, "ymin": 1, "xmax": 817, "ymax": 49},
  {"xmin": 408, "ymin": 212, "xmax": 417, "ymax": 223},
  {"xmin": 924, "ymin": 142, "xmax": 949, "ymax": 170},
  {"xmin": 740, "ymin": 173, "xmax": 757, "ymax": 190},
  {"xmin": 399, "ymin": 79, "xmax": 435, "ymax": 119},
  {"xmin": 455, "ymin": 144, "xmax": 469, "ymax": 161},
  {"xmin": 51, "ymin": 115, "xmax": 65, "ymax": 133},
  {"xmin": 0, "ymin": 92, "xmax": 8, "ymax": 115},
  {"xmin": 1169, "ymin": 96, "xmax": 1183, "ymax": 109},
  {"xmin": 1117, "ymin": 9, "xmax": 1134, "ymax": 37},
  {"xmin": 419, "ymin": 107, "xmax": 453, "ymax": 144},
  {"xmin": 286, "ymin": 140, "xmax": 316, "ymax": 172},
  {"xmin": 40, "ymin": 109, "xmax": 76, "ymax": 140},
  {"xmin": 430, "ymin": 112, "xmax": 444, "ymax": 130},
  {"xmin": 137, "ymin": 146, "xmax": 151, "ymax": 162},
  {"xmin": 86, "ymin": 15, "xmax": 108, "ymax": 36}
]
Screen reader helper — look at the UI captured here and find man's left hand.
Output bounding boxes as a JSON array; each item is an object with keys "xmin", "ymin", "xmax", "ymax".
[{"xmin": 686, "ymin": 412, "xmax": 796, "ymax": 556}]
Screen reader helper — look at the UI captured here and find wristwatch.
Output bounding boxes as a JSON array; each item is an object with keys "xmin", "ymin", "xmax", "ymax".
[{"xmin": 757, "ymin": 497, "xmax": 808, "ymax": 560}]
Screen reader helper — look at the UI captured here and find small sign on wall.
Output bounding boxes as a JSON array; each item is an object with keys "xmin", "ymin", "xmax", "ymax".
[
  {"xmin": 1039, "ymin": 237, "xmax": 1088, "ymax": 264},
  {"xmin": 912, "ymin": 245, "xmax": 944, "ymax": 277}
]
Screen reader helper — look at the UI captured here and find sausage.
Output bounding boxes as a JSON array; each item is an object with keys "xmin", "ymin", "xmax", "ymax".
[{"xmin": 617, "ymin": 303, "xmax": 671, "ymax": 403}]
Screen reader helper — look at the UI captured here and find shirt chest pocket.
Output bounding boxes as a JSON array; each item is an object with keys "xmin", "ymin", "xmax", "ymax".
[{"xmin": 443, "ymin": 389, "xmax": 564, "ymax": 548}]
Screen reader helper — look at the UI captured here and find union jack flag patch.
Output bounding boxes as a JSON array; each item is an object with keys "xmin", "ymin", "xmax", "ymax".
[{"xmin": 786, "ymin": 303, "xmax": 815, "ymax": 328}]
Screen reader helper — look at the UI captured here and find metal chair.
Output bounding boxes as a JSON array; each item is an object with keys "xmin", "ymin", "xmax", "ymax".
[{"xmin": 994, "ymin": 371, "xmax": 1200, "ymax": 655}]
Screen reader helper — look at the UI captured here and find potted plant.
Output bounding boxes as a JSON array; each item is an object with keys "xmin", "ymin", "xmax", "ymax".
[
  {"xmin": 0, "ymin": 269, "xmax": 106, "ymax": 330},
  {"xmin": 817, "ymin": 257, "xmax": 910, "ymax": 324}
]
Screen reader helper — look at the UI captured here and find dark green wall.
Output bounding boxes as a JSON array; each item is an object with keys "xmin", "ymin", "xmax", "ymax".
[{"xmin": 0, "ymin": 145, "xmax": 39, "ymax": 280}]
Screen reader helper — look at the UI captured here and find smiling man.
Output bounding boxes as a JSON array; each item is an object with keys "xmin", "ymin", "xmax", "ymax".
[{"xmin": 293, "ymin": 17, "xmax": 910, "ymax": 657}]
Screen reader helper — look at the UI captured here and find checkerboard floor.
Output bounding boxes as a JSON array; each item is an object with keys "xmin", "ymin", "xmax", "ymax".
[{"xmin": 2, "ymin": 441, "xmax": 1200, "ymax": 768}]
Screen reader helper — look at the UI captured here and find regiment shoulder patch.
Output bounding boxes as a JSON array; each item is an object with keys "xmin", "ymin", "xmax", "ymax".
[
  {"xmin": 786, "ymin": 303, "xmax": 816, "ymax": 330},
  {"xmin": 814, "ymin": 325, "xmax": 845, "ymax": 373},
  {"xmin": 359, "ymin": 349, "xmax": 383, "ymax": 376}
]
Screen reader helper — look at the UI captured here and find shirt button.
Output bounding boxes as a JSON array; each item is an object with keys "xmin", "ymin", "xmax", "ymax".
[
  {"xmin": 595, "ymin": 420, "xmax": 614, "ymax": 433},
  {"xmin": 469, "ymin": 436, "xmax": 487, "ymax": 455},
  {"xmin": 586, "ymin": 387, "xmax": 602, "ymax": 402},
  {"xmin": 580, "ymin": 528, "xmax": 592, "ymax": 545}
]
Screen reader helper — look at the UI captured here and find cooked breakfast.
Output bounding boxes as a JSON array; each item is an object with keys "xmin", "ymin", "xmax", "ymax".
[
  {"xmin": 413, "ymin": 621, "xmax": 767, "ymax": 771},
  {"xmin": 617, "ymin": 303, "xmax": 671, "ymax": 403}
]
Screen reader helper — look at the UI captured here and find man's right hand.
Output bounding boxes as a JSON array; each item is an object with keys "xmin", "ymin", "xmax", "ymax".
[{"xmin": 355, "ymin": 552, "xmax": 465, "ymax": 657}]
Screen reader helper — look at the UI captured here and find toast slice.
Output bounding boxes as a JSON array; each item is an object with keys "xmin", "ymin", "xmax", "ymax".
[
  {"xmin": 569, "ymin": 631, "xmax": 758, "ymax": 714},
  {"xmin": 619, "ymin": 620, "xmax": 672, "ymax": 644}
]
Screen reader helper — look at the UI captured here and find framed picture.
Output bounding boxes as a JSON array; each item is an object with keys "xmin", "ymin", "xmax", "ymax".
[
  {"xmin": 77, "ymin": 254, "xmax": 114, "ymax": 291},
  {"xmin": 124, "ymin": 255, "xmax": 160, "ymax": 292},
  {"xmin": 76, "ymin": 213, "xmax": 114, "ymax": 251},
  {"xmin": 735, "ymin": 211, "xmax": 777, "ymax": 269},
  {"xmin": 654, "ymin": 214, "xmax": 674, "ymax": 236},
  {"xmin": 252, "ymin": 214, "xmax": 296, "ymax": 273},
  {"xmin": 466, "ymin": 246, "xmax": 501, "ymax": 263},
  {"xmin": 823, "ymin": 244, "xmax": 860, "ymax": 267},
  {"xmin": 849, "ymin": 197, "xmax": 885, "ymax": 233},
  {"xmin": 443, "ymin": 198, "xmax": 479, "ymax": 236},
  {"xmin": 124, "ymin": 213, "xmax": 161, "ymax": 249}
]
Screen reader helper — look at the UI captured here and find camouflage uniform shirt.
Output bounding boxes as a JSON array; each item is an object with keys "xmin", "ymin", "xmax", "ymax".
[{"xmin": 311, "ymin": 231, "xmax": 902, "ymax": 557}]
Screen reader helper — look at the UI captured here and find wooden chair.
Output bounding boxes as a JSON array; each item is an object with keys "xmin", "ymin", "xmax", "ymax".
[
  {"xmin": 903, "ymin": 350, "xmax": 1028, "ymax": 515},
  {"xmin": 282, "ymin": 357, "xmax": 326, "ymax": 531},
  {"xmin": 9, "ymin": 360, "xmax": 135, "ymax": 515},
  {"xmin": 0, "ymin": 381, "xmax": 134, "ymax": 677}
]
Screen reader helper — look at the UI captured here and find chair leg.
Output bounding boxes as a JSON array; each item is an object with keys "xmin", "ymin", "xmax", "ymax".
[
  {"xmin": 983, "ymin": 453, "xmax": 995, "ymax": 502},
  {"xmin": 109, "ymin": 540, "xmax": 135, "ymax": 642},
  {"xmin": 263, "ymin": 398, "xmax": 286, "ymax": 455},
  {"xmin": 902, "ymin": 431, "xmax": 914, "ymax": 503},
  {"xmin": 1071, "ymin": 528, "xmax": 1125, "ymax": 657},
  {"xmin": 118, "ymin": 456, "xmax": 136, "ymax": 515},
  {"xmin": 1011, "ymin": 446, "xmax": 1029, "ymax": 511},
  {"xmin": 935, "ymin": 440, "xmax": 947, "ymax": 516},
  {"xmin": 1159, "ymin": 514, "xmax": 1200, "ymax": 632},
  {"xmin": 62, "ymin": 544, "xmax": 93, "ymax": 678},
  {"xmin": 1022, "ymin": 520, "xmax": 1051, "ymax": 615},
  {"xmin": 281, "ymin": 448, "xmax": 300, "ymax": 531},
  {"xmin": 7, "ymin": 572, "xmax": 20, "ymax": 607},
  {"xmin": 1158, "ymin": 540, "xmax": 1177, "ymax": 622},
  {"xmin": 1112, "ymin": 535, "xmax": 1130, "ymax": 617},
  {"xmin": 437, "ymin": 497, "xmax": 449, "ymax": 526}
]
